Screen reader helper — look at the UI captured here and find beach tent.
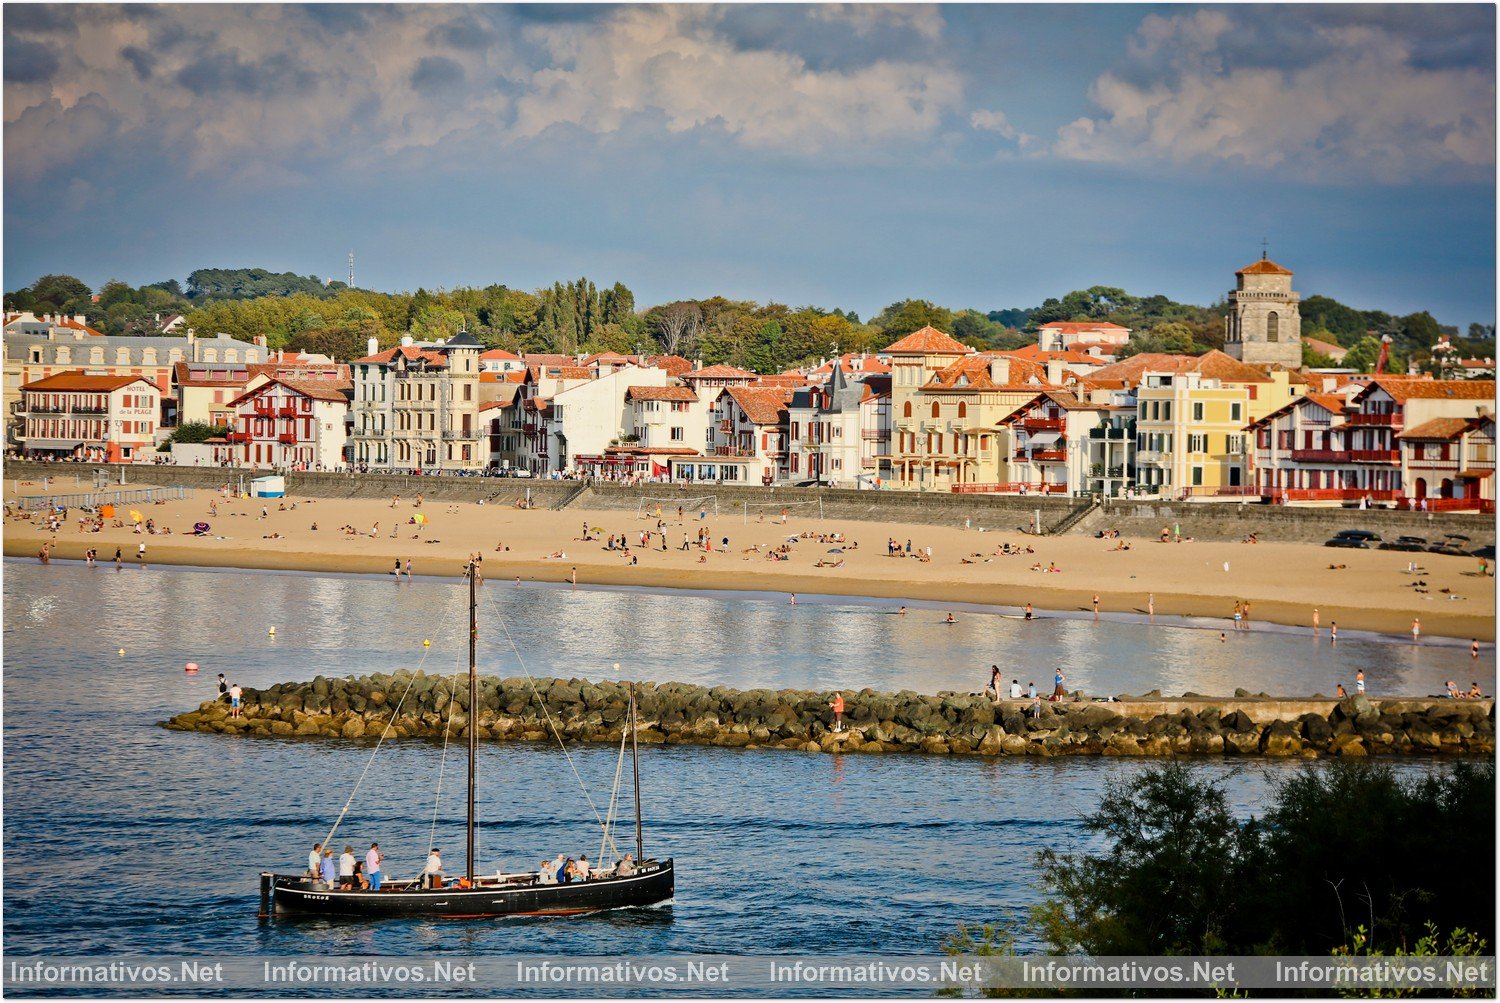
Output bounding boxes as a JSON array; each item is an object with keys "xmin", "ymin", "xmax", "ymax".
[{"xmin": 250, "ymin": 475, "xmax": 286, "ymax": 499}]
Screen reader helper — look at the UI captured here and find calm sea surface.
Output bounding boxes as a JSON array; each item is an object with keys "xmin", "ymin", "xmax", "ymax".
[{"xmin": 2, "ymin": 561, "xmax": 1485, "ymax": 995}]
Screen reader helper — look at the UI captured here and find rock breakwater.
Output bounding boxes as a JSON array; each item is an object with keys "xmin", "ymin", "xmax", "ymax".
[{"xmin": 162, "ymin": 675, "xmax": 1496, "ymax": 758}]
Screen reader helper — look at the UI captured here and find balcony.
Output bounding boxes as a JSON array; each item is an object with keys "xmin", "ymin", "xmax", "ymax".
[
  {"xmin": 521, "ymin": 423, "xmax": 538, "ymax": 435},
  {"xmin": 278, "ymin": 432, "xmax": 298, "ymax": 444},
  {"xmin": 278, "ymin": 405, "xmax": 300, "ymax": 418},
  {"xmin": 713, "ymin": 446, "xmax": 755, "ymax": 458},
  {"xmin": 442, "ymin": 429, "xmax": 480, "ymax": 440},
  {"xmin": 226, "ymin": 431, "xmax": 250, "ymax": 443},
  {"xmin": 718, "ymin": 420, "xmax": 733, "ymax": 433},
  {"xmin": 861, "ymin": 429, "xmax": 887, "ymax": 440},
  {"xmin": 1089, "ymin": 426, "xmax": 1127, "ymax": 440},
  {"xmin": 1347, "ymin": 412, "xmax": 1399, "ymax": 426},
  {"xmin": 1288, "ymin": 448, "xmax": 1346, "ymax": 462},
  {"xmin": 1348, "ymin": 449, "xmax": 1399, "ymax": 464},
  {"xmin": 1019, "ymin": 416, "xmax": 1064, "ymax": 433}
]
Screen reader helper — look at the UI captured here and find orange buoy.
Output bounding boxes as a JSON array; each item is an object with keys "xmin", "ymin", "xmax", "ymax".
[{"xmin": 185, "ymin": 662, "xmax": 199, "ymax": 674}]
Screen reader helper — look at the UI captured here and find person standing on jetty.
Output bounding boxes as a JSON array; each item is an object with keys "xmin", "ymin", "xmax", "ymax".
[
  {"xmin": 1356, "ymin": 669, "xmax": 1366, "ymax": 695},
  {"xmin": 1052, "ymin": 669, "xmax": 1067, "ymax": 701},
  {"xmin": 988, "ymin": 666, "xmax": 1002, "ymax": 701},
  {"xmin": 829, "ymin": 692, "xmax": 844, "ymax": 733}
]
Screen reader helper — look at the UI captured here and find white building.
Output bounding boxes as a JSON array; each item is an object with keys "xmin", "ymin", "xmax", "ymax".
[
  {"xmin": 16, "ymin": 372, "xmax": 161, "ymax": 462},
  {"xmin": 520, "ymin": 364, "xmax": 669, "ymax": 475},
  {"xmin": 227, "ymin": 377, "xmax": 350, "ymax": 470}
]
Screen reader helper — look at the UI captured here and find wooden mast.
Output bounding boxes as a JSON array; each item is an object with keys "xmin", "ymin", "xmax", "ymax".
[
  {"xmin": 466, "ymin": 559, "xmax": 478, "ymax": 884},
  {"xmin": 629, "ymin": 680, "xmax": 643, "ymax": 863}
]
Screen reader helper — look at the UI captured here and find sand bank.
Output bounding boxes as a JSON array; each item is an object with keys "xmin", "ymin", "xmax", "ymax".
[{"xmin": 5, "ymin": 486, "xmax": 1493, "ymax": 641}]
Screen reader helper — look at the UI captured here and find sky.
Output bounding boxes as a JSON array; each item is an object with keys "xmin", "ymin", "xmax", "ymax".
[{"xmin": 4, "ymin": 3, "xmax": 1496, "ymax": 328}]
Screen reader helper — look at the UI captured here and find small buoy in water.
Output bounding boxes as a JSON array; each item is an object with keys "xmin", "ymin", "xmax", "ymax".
[
  {"xmin": 118, "ymin": 648, "xmax": 126, "ymax": 656},
  {"xmin": 185, "ymin": 662, "xmax": 199, "ymax": 674},
  {"xmin": 423, "ymin": 639, "xmax": 431, "ymax": 647},
  {"xmin": 268, "ymin": 627, "xmax": 276, "ymax": 636}
]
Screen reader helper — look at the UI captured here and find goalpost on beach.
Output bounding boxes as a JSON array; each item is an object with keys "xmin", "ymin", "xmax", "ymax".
[
  {"xmin": 741, "ymin": 498, "xmax": 823, "ymax": 524},
  {"xmin": 636, "ymin": 495, "xmax": 718, "ymax": 519}
]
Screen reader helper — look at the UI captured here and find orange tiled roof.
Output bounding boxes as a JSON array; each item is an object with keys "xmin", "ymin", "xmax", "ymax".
[
  {"xmin": 922, "ymin": 353, "xmax": 1050, "ymax": 392},
  {"xmin": 351, "ymin": 345, "xmax": 448, "ymax": 367},
  {"xmin": 173, "ymin": 362, "xmax": 247, "ymax": 388},
  {"xmin": 881, "ymin": 325, "xmax": 972, "ymax": 355},
  {"xmin": 725, "ymin": 386, "xmax": 790, "ymax": 425},
  {"xmin": 1238, "ymin": 258, "xmax": 1293, "ymax": 275},
  {"xmin": 1035, "ymin": 321, "xmax": 1130, "ymax": 333},
  {"xmin": 22, "ymin": 372, "xmax": 156, "ymax": 392},
  {"xmin": 229, "ymin": 377, "xmax": 350, "ymax": 407},
  {"xmin": 1085, "ymin": 350, "xmax": 1272, "ymax": 385},
  {"xmin": 1363, "ymin": 377, "xmax": 1496, "ymax": 403},
  {"xmin": 556, "ymin": 366, "xmax": 594, "ymax": 381},
  {"xmin": 1399, "ymin": 417, "xmax": 1478, "ymax": 441},
  {"xmin": 626, "ymin": 385, "xmax": 699, "ymax": 403},
  {"xmin": 1004, "ymin": 344, "xmax": 1106, "ymax": 365},
  {"xmin": 647, "ymin": 354, "xmax": 695, "ymax": 377},
  {"xmin": 480, "ymin": 348, "xmax": 521, "ymax": 360}
]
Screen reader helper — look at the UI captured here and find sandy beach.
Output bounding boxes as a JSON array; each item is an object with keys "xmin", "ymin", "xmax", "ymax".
[{"xmin": 5, "ymin": 484, "xmax": 1493, "ymax": 641}]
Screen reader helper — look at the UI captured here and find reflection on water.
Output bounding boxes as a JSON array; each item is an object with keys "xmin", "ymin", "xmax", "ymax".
[{"xmin": 1, "ymin": 560, "xmax": 1481, "ymax": 978}]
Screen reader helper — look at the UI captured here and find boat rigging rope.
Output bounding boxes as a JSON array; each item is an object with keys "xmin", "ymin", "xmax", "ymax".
[
  {"xmin": 320, "ymin": 640, "xmax": 437, "ymax": 855},
  {"xmin": 480, "ymin": 585, "xmax": 614, "ymax": 844},
  {"xmin": 598, "ymin": 726, "xmax": 629, "ymax": 865},
  {"xmin": 426, "ymin": 660, "xmax": 467, "ymax": 859}
]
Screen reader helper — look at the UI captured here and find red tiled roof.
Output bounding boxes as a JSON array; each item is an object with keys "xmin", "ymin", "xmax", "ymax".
[
  {"xmin": 1303, "ymin": 336, "xmax": 1348, "ymax": 358},
  {"xmin": 228, "ymin": 377, "xmax": 350, "ymax": 407},
  {"xmin": 246, "ymin": 361, "xmax": 350, "ymax": 383},
  {"xmin": 1035, "ymin": 321, "xmax": 1130, "ymax": 333},
  {"xmin": 350, "ymin": 345, "xmax": 448, "ymax": 367},
  {"xmin": 1004, "ymin": 344, "xmax": 1106, "ymax": 365},
  {"xmin": 685, "ymin": 363, "xmax": 756, "ymax": 380},
  {"xmin": 480, "ymin": 348, "xmax": 521, "ymax": 361},
  {"xmin": 752, "ymin": 374, "xmax": 809, "ymax": 388},
  {"xmin": 1361, "ymin": 377, "xmax": 1496, "ymax": 403},
  {"xmin": 173, "ymin": 362, "xmax": 247, "ymax": 388},
  {"xmin": 922, "ymin": 353, "xmax": 1050, "ymax": 392},
  {"xmin": 523, "ymin": 353, "xmax": 574, "ymax": 368},
  {"xmin": 23, "ymin": 372, "xmax": 156, "ymax": 392},
  {"xmin": 725, "ymin": 386, "xmax": 790, "ymax": 425},
  {"xmin": 626, "ymin": 385, "xmax": 699, "ymax": 403},
  {"xmin": 556, "ymin": 366, "xmax": 594, "ymax": 381},
  {"xmin": 647, "ymin": 354, "xmax": 695, "ymax": 377},
  {"xmin": 1237, "ymin": 258, "xmax": 1293, "ymax": 275},
  {"xmin": 881, "ymin": 325, "xmax": 972, "ymax": 355}
]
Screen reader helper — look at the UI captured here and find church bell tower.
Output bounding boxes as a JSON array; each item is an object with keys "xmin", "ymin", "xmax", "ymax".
[{"xmin": 1225, "ymin": 254, "xmax": 1302, "ymax": 368}]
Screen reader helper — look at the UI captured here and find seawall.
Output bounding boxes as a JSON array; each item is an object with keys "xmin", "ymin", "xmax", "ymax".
[
  {"xmin": 9, "ymin": 461, "xmax": 1493, "ymax": 544},
  {"xmin": 162, "ymin": 675, "xmax": 1496, "ymax": 758}
]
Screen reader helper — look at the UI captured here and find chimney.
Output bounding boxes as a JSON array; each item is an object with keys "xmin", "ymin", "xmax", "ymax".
[
  {"xmin": 401, "ymin": 335, "xmax": 414, "ymax": 347},
  {"xmin": 74, "ymin": 314, "xmax": 85, "ymax": 325},
  {"xmin": 368, "ymin": 337, "xmax": 379, "ymax": 357},
  {"xmin": 254, "ymin": 335, "xmax": 267, "ymax": 348},
  {"xmin": 1045, "ymin": 359, "xmax": 1066, "ymax": 386},
  {"xmin": 988, "ymin": 357, "xmax": 1010, "ymax": 385}
]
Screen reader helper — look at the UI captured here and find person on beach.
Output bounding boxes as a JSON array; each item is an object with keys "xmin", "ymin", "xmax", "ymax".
[
  {"xmin": 137, "ymin": 541, "xmax": 146, "ymax": 566},
  {"xmin": 829, "ymin": 692, "xmax": 844, "ymax": 733},
  {"xmin": 1233, "ymin": 603, "xmax": 1242, "ymax": 630},
  {"xmin": 1355, "ymin": 669, "xmax": 1365, "ymax": 695},
  {"xmin": 1312, "ymin": 608, "xmax": 1320, "ymax": 633},
  {"xmin": 1330, "ymin": 622, "xmax": 1338, "ymax": 643},
  {"xmin": 790, "ymin": 593, "xmax": 797, "ymax": 605},
  {"xmin": 1242, "ymin": 601, "xmax": 1251, "ymax": 627},
  {"xmin": 114, "ymin": 547, "xmax": 122, "ymax": 570},
  {"xmin": 1147, "ymin": 593, "xmax": 1155, "ymax": 617},
  {"xmin": 1219, "ymin": 632, "xmax": 1226, "ymax": 643},
  {"xmin": 1337, "ymin": 684, "xmax": 1347, "ymax": 698},
  {"xmin": 1092, "ymin": 594, "xmax": 1100, "ymax": 618},
  {"xmin": 1052, "ymin": 669, "xmax": 1066, "ymax": 701},
  {"xmin": 1412, "ymin": 618, "xmax": 1421, "ymax": 643},
  {"xmin": 404, "ymin": 559, "xmax": 412, "ymax": 579},
  {"xmin": 1473, "ymin": 639, "xmax": 1481, "ymax": 659},
  {"xmin": 392, "ymin": 559, "xmax": 402, "ymax": 576},
  {"xmin": 571, "ymin": 567, "xmax": 577, "ymax": 589},
  {"xmin": 898, "ymin": 606, "xmax": 907, "ymax": 616},
  {"xmin": 1024, "ymin": 603, "xmax": 1033, "ymax": 621}
]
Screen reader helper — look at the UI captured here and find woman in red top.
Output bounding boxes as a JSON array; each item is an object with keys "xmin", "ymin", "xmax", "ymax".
[{"xmin": 829, "ymin": 692, "xmax": 844, "ymax": 733}]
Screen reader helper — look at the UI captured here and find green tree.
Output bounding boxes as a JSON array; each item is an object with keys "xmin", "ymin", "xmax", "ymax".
[
  {"xmin": 28, "ymin": 274, "xmax": 93, "ymax": 314},
  {"xmin": 872, "ymin": 299, "xmax": 954, "ymax": 340},
  {"xmin": 170, "ymin": 421, "xmax": 229, "ymax": 444},
  {"xmin": 1343, "ymin": 336, "xmax": 1384, "ymax": 373}
]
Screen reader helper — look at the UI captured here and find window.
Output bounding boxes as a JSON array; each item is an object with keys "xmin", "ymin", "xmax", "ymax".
[
  {"xmin": 1230, "ymin": 402, "xmax": 1242, "ymax": 422},
  {"xmin": 1188, "ymin": 433, "xmax": 1207, "ymax": 453},
  {"xmin": 1191, "ymin": 466, "xmax": 1204, "ymax": 486},
  {"xmin": 931, "ymin": 401, "xmax": 940, "ymax": 418},
  {"xmin": 1192, "ymin": 402, "xmax": 1204, "ymax": 422},
  {"xmin": 670, "ymin": 427, "xmax": 684, "ymax": 442},
  {"xmin": 903, "ymin": 401, "xmax": 912, "ymax": 418},
  {"xmin": 957, "ymin": 402, "xmax": 967, "ymax": 418},
  {"xmin": 1267, "ymin": 311, "xmax": 1280, "ymax": 342},
  {"xmin": 1227, "ymin": 434, "xmax": 1245, "ymax": 453}
]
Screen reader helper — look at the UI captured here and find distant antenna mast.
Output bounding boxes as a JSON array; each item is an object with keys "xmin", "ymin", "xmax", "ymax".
[
  {"xmin": 348, "ymin": 250, "xmax": 355, "ymax": 288},
  {"xmin": 1261, "ymin": 237, "xmax": 1269, "ymax": 260}
]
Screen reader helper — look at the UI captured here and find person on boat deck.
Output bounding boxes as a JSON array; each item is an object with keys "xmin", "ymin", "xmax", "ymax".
[
  {"xmin": 365, "ymin": 843, "xmax": 383, "ymax": 891},
  {"xmin": 538, "ymin": 859, "xmax": 557, "ymax": 884},
  {"xmin": 339, "ymin": 846, "xmax": 357, "ymax": 889},
  {"xmin": 424, "ymin": 849, "xmax": 443, "ymax": 889},
  {"xmin": 576, "ymin": 855, "xmax": 590, "ymax": 881},
  {"xmin": 552, "ymin": 852, "xmax": 568, "ymax": 883},
  {"xmin": 616, "ymin": 853, "xmax": 635, "ymax": 877},
  {"xmin": 308, "ymin": 842, "xmax": 322, "ymax": 879},
  {"xmin": 319, "ymin": 849, "xmax": 337, "ymax": 888}
]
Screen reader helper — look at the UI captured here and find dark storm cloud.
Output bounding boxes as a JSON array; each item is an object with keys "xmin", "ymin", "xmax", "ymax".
[
  {"xmin": 425, "ymin": 9, "xmax": 504, "ymax": 52},
  {"xmin": 509, "ymin": 5, "xmax": 617, "ymax": 25},
  {"xmin": 4, "ymin": 4, "xmax": 77, "ymax": 36},
  {"xmin": 120, "ymin": 46, "xmax": 153, "ymax": 82},
  {"xmin": 176, "ymin": 50, "xmax": 316, "ymax": 97},
  {"xmin": 410, "ymin": 55, "xmax": 466, "ymax": 94},
  {"xmin": 4, "ymin": 37, "xmax": 60, "ymax": 83}
]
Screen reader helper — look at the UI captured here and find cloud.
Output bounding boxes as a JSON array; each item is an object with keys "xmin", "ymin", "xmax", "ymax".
[
  {"xmin": 1054, "ymin": 9, "xmax": 1496, "ymax": 183},
  {"xmin": 410, "ymin": 55, "xmax": 467, "ymax": 94},
  {"xmin": 4, "ymin": 37, "xmax": 60, "ymax": 84},
  {"xmin": 969, "ymin": 108, "xmax": 1016, "ymax": 139},
  {"xmin": 807, "ymin": 4, "xmax": 945, "ymax": 41},
  {"xmin": 511, "ymin": 6, "xmax": 961, "ymax": 153}
]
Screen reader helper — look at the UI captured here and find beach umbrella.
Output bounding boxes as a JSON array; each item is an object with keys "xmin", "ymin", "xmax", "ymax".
[
  {"xmin": 193, "ymin": 522, "xmax": 211, "ymax": 535},
  {"xmin": 129, "ymin": 510, "xmax": 143, "ymax": 523},
  {"xmin": 414, "ymin": 512, "xmax": 428, "ymax": 525}
]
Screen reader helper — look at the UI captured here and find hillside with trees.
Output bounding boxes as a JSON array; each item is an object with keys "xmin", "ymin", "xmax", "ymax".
[{"xmin": 4, "ymin": 268, "xmax": 1489, "ymax": 375}]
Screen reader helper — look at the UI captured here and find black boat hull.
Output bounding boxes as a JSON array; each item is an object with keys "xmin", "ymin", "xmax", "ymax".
[{"xmin": 271, "ymin": 860, "xmax": 674, "ymax": 918}]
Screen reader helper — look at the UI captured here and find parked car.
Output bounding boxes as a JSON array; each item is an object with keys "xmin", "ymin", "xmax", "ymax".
[
  {"xmin": 1379, "ymin": 536, "xmax": 1429, "ymax": 552},
  {"xmin": 1324, "ymin": 529, "xmax": 1383, "ymax": 549}
]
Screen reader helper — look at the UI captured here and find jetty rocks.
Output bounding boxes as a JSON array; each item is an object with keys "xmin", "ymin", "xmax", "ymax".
[{"xmin": 162, "ymin": 675, "xmax": 1495, "ymax": 758}]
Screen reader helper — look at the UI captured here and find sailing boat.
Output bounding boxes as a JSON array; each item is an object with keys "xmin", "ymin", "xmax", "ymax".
[{"xmin": 260, "ymin": 562, "xmax": 674, "ymax": 918}]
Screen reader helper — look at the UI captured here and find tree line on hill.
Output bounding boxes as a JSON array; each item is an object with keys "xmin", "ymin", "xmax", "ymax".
[{"xmin": 4, "ymin": 268, "xmax": 1490, "ymax": 375}]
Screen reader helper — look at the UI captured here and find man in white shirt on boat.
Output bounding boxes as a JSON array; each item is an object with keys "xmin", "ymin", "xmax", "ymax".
[
  {"xmin": 538, "ymin": 858, "xmax": 557, "ymax": 884},
  {"xmin": 308, "ymin": 842, "xmax": 322, "ymax": 879},
  {"xmin": 575, "ymin": 855, "xmax": 590, "ymax": 881},
  {"xmin": 338, "ymin": 846, "xmax": 357, "ymax": 889},
  {"xmin": 424, "ymin": 849, "xmax": 443, "ymax": 888}
]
